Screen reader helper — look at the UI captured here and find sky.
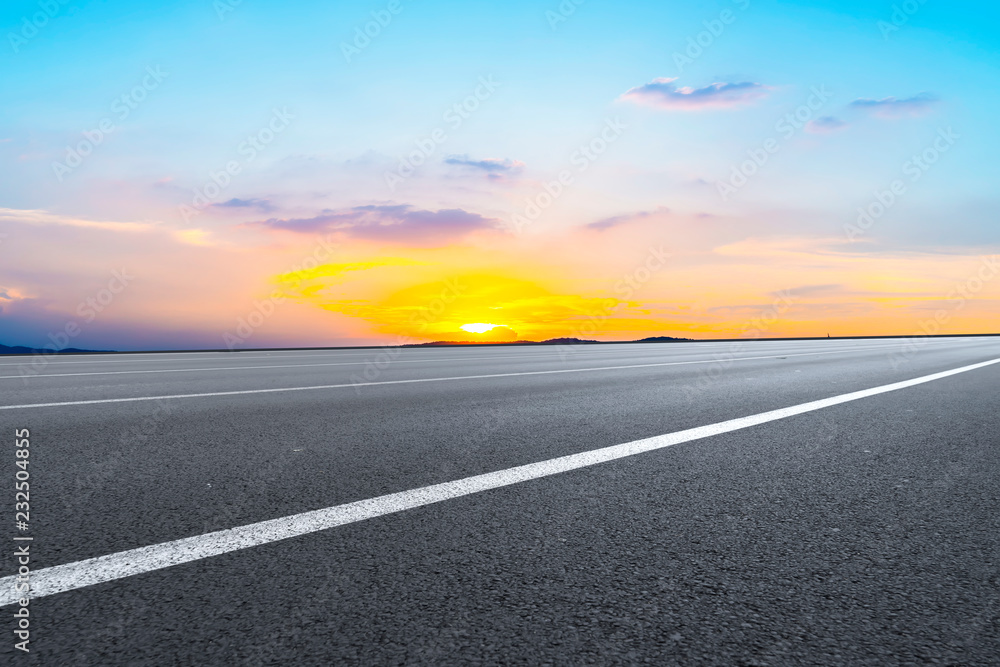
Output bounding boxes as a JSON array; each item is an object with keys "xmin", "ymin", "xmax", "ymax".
[{"xmin": 1, "ymin": 0, "xmax": 998, "ymax": 350}]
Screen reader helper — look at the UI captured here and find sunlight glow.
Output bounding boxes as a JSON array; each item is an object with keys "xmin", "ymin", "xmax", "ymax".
[{"xmin": 460, "ymin": 323, "xmax": 501, "ymax": 334}]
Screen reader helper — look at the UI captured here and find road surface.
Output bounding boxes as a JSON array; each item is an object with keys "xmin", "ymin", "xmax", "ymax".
[{"xmin": 1, "ymin": 337, "xmax": 999, "ymax": 664}]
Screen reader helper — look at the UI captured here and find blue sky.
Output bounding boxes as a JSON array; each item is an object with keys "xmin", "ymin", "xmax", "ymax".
[{"xmin": 1, "ymin": 0, "xmax": 998, "ymax": 349}]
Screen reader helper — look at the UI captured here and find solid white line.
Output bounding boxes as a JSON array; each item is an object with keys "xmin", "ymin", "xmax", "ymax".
[
  {"xmin": 2, "ymin": 355, "xmax": 997, "ymax": 605},
  {"xmin": 1, "ymin": 341, "xmax": 929, "ymax": 380},
  {"xmin": 0, "ymin": 344, "xmax": 930, "ymax": 409},
  {"xmin": 0, "ymin": 347, "xmax": 704, "ymax": 367},
  {"xmin": 0, "ymin": 350, "xmax": 392, "ymax": 367},
  {"xmin": 2, "ymin": 352, "xmax": 623, "ymax": 379}
]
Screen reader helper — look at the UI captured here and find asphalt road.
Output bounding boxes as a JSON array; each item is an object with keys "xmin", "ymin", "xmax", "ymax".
[{"xmin": 1, "ymin": 337, "xmax": 999, "ymax": 665}]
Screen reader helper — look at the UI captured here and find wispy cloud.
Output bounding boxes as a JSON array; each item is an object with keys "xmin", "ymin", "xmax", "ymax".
[
  {"xmin": 445, "ymin": 155, "xmax": 525, "ymax": 174},
  {"xmin": 588, "ymin": 207, "xmax": 671, "ymax": 231},
  {"xmin": 275, "ymin": 258, "xmax": 421, "ymax": 285},
  {"xmin": 849, "ymin": 93, "xmax": 939, "ymax": 118},
  {"xmin": 805, "ymin": 116, "xmax": 849, "ymax": 134},
  {"xmin": 0, "ymin": 208, "xmax": 212, "ymax": 246},
  {"xmin": 620, "ymin": 78, "xmax": 771, "ymax": 110},
  {"xmin": 0, "ymin": 208, "xmax": 156, "ymax": 233},
  {"xmin": 212, "ymin": 197, "xmax": 275, "ymax": 212},
  {"xmin": 775, "ymin": 284, "xmax": 845, "ymax": 298},
  {"xmin": 248, "ymin": 204, "xmax": 504, "ymax": 245},
  {"xmin": 444, "ymin": 154, "xmax": 525, "ymax": 181}
]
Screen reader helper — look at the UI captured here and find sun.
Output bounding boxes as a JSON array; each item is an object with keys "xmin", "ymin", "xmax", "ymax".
[{"xmin": 460, "ymin": 323, "xmax": 502, "ymax": 334}]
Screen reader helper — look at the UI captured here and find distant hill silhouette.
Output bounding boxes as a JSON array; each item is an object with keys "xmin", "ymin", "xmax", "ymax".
[
  {"xmin": 407, "ymin": 340, "xmax": 534, "ymax": 347},
  {"xmin": 405, "ymin": 336, "xmax": 691, "ymax": 347},
  {"xmin": 634, "ymin": 336, "xmax": 692, "ymax": 343},
  {"xmin": 3, "ymin": 336, "xmax": 691, "ymax": 354},
  {"xmin": 0, "ymin": 342, "xmax": 110, "ymax": 355}
]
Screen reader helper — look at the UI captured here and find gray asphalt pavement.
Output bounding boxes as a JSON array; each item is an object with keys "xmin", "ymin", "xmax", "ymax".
[{"xmin": 1, "ymin": 337, "xmax": 999, "ymax": 664}]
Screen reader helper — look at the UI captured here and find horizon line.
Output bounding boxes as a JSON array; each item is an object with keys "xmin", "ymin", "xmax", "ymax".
[{"xmin": 2, "ymin": 332, "xmax": 999, "ymax": 358}]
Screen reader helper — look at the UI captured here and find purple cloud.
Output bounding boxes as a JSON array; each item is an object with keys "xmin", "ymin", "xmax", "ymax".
[
  {"xmin": 249, "ymin": 204, "xmax": 502, "ymax": 245},
  {"xmin": 620, "ymin": 78, "xmax": 771, "ymax": 110},
  {"xmin": 849, "ymin": 93, "xmax": 939, "ymax": 118},
  {"xmin": 213, "ymin": 197, "xmax": 274, "ymax": 211},
  {"xmin": 805, "ymin": 116, "xmax": 849, "ymax": 134}
]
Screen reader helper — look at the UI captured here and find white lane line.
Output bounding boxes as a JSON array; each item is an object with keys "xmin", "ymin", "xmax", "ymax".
[
  {"xmin": 1, "ymin": 351, "xmax": 643, "ymax": 379},
  {"xmin": 0, "ymin": 350, "xmax": 395, "ymax": 367},
  {"xmin": 0, "ymin": 347, "xmax": 718, "ymax": 367},
  {"xmin": 0, "ymin": 336, "xmax": 980, "ymax": 367},
  {"xmin": 2, "ymin": 356, "xmax": 996, "ymax": 605},
  {"xmin": 0, "ymin": 340, "xmax": 933, "ymax": 380},
  {"xmin": 0, "ymin": 343, "xmax": 941, "ymax": 409}
]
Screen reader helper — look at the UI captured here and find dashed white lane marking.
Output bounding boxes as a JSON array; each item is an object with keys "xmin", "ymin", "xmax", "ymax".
[
  {"xmin": 1, "ymin": 356, "xmax": 997, "ymax": 605},
  {"xmin": 0, "ymin": 343, "xmax": 930, "ymax": 409}
]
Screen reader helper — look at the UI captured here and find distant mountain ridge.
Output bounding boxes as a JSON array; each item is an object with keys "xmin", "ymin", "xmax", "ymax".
[
  {"xmin": 0, "ymin": 343, "xmax": 111, "ymax": 355},
  {"xmin": 405, "ymin": 336, "xmax": 691, "ymax": 347},
  {"xmin": 634, "ymin": 336, "xmax": 692, "ymax": 343}
]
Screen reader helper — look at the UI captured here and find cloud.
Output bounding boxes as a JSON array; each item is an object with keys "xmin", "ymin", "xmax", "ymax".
[
  {"xmin": 172, "ymin": 229, "xmax": 214, "ymax": 246},
  {"xmin": 0, "ymin": 208, "xmax": 156, "ymax": 233},
  {"xmin": 343, "ymin": 149, "xmax": 385, "ymax": 166},
  {"xmin": 445, "ymin": 155, "xmax": 525, "ymax": 181},
  {"xmin": 774, "ymin": 284, "xmax": 845, "ymax": 298},
  {"xmin": 249, "ymin": 204, "xmax": 504, "ymax": 245},
  {"xmin": 849, "ymin": 93, "xmax": 939, "ymax": 118},
  {"xmin": 588, "ymin": 206, "xmax": 671, "ymax": 231},
  {"xmin": 274, "ymin": 258, "xmax": 422, "ymax": 286},
  {"xmin": 445, "ymin": 155, "xmax": 525, "ymax": 174},
  {"xmin": 620, "ymin": 78, "xmax": 771, "ymax": 110},
  {"xmin": 805, "ymin": 116, "xmax": 849, "ymax": 134},
  {"xmin": 212, "ymin": 197, "xmax": 274, "ymax": 212},
  {"xmin": 0, "ymin": 208, "xmax": 214, "ymax": 246}
]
